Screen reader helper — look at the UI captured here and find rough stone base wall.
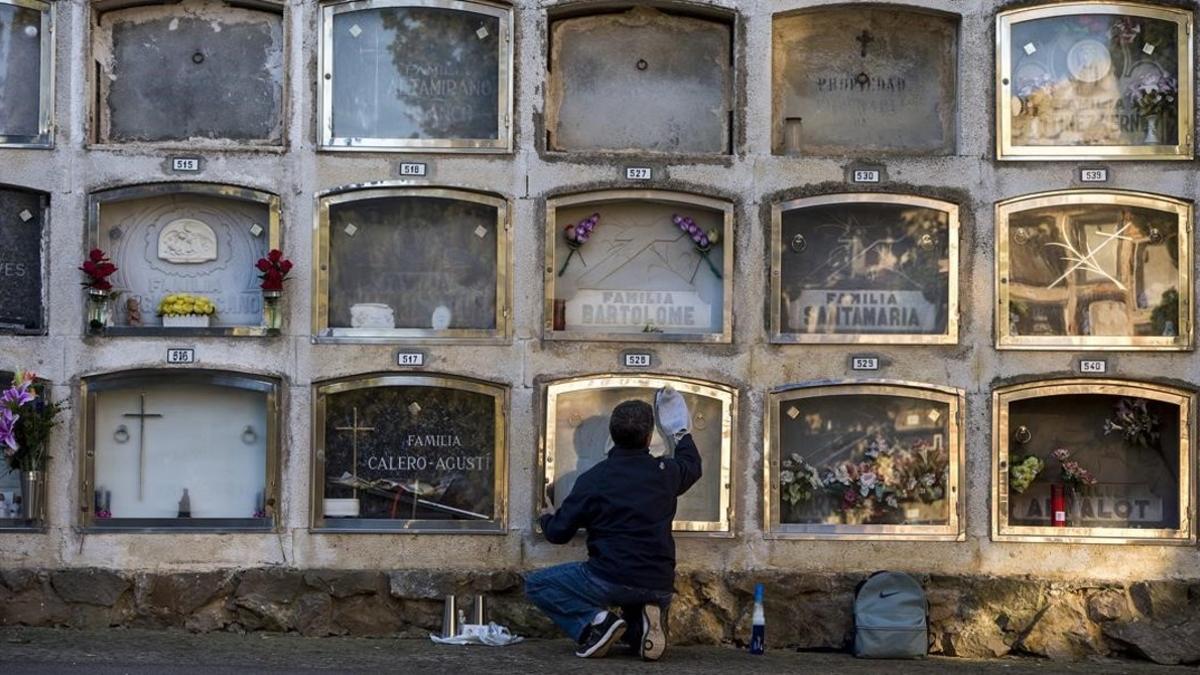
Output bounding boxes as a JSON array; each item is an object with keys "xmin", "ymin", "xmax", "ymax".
[{"xmin": 2, "ymin": 568, "xmax": 1198, "ymax": 665}]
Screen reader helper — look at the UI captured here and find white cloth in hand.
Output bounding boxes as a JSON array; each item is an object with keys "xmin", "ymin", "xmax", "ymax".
[{"xmin": 655, "ymin": 386, "xmax": 690, "ymax": 444}]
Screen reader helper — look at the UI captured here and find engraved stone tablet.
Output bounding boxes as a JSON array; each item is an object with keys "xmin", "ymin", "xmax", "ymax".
[
  {"xmin": 0, "ymin": 188, "xmax": 44, "ymax": 332},
  {"xmin": 327, "ymin": 196, "xmax": 499, "ymax": 331},
  {"xmin": 0, "ymin": 1, "xmax": 45, "ymax": 141},
  {"xmin": 548, "ymin": 7, "xmax": 731, "ymax": 153},
  {"xmin": 97, "ymin": 4, "xmax": 283, "ymax": 143},
  {"xmin": 157, "ymin": 218, "xmax": 218, "ymax": 263},
  {"xmin": 772, "ymin": 8, "xmax": 957, "ymax": 155}
]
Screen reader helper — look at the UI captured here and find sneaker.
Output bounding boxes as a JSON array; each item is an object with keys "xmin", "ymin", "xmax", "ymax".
[
  {"xmin": 575, "ymin": 611, "xmax": 626, "ymax": 659},
  {"xmin": 639, "ymin": 604, "xmax": 666, "ymax": 661}
]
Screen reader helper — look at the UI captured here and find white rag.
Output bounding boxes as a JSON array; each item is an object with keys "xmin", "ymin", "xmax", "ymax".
[{"xmin": 430, "ymin": 622, "xmax": 525, "ymax": 647}]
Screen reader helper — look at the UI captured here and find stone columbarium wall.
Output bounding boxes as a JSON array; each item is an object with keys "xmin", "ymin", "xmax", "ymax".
[{"xmin": 1, "ymin": 0, "xmax": 1200, "ymax": 665}]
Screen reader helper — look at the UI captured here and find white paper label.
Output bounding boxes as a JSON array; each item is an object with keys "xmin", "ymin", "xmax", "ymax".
[
  {"xmin": 851, "ymin": 357, "xmax": 880, "ymax": 371},
  {"xmin": 166, "ymin": 348, "xmax": 195, "ymax": 364},
  {"xmin": 851, "ymin": 169, "xmax": 880, "ymax": 183},
  {"xmin": 624, "ymin": 353, "xmax": 652, "ymax": 368},
  {"xmin": 1080, "ymin": 168, "xmax": 1108, "ymax": 183},
  {"xmin": 1143, "ymin": 43, "xmax": 1155, "ymax": 55},
  {"xmin": 1023, "ymin": 42, "xmax": 1037, "ymax": 55},
  {"xmin": 476, "ymin": 26, "xmax": 489, "ymax": 39},
  {"xmin": 343, "ymin": 223, "xmax": 358, "ymax": 237},
  {"xmin": 625, "ymin": 167, "xmax": 652, "ymax": 181},
  {"xmin": 171, "ymin": 157, "xmax": 201, "ymax": 172},
  {"xmin": 18, "ymin": 209, "xmax": 32, "ymax": 222},
  {"xmin": 249, "ymin": 223, "xmax": 264, "ymax": 237},
  {"xmin": 1079, "ymin": 359, "xmax": 1107, "ymax": 374},
  {"xmin": 398, "ymin": 162, "xmax": 427, "ymax": 177},
  {"xmin": 474, "ymin": 225, "xmax": 488, "ymax": 239},
  {"xmin": 397, "ymin": 352, "xmax": 425, "ymax": 367}
]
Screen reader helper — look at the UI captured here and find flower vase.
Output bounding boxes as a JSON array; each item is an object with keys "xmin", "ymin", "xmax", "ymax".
[
  {"xmin": 1050, "ymin": 484, "xmax": 1067, "ymax": 527},
  {"xmin": 86, "ymin": 288, "xmax": 110, "ymax": 334},
  {"xmin": 1144, "ymin": 114, "xmax": 1160, "ymax": 145},
  {"xmin": 262, "ymin": 290, "xmax": 283, "ymax": 335},
  {"xmin": 20, "ymin": 470, "xmax": 43, "ymax": 522}
]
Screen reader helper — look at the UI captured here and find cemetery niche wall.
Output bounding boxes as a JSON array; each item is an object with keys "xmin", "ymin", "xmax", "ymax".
[
  {"xmin": 0, "ymin": 184, "xmax": 46, "ymax": 334},
  {"xmin": 764, "ymin": 381, "xmax": 964, "ymax": 540},
  {"xmin": 87, "ymin": 183, "xmax": 281, "ymax": 336},
  {"xmin": 540, "ymin": 374, "xmax": 735, "ymax": 535},
  {"xmin": 90, "ymin": 0, "xmax": 285, "ymax": 146},
  {"xmin": 770, "ymin": 194, "xmax": 958, "ymax": 344},
  {"xmin": 79, "ymin": 370, "xmax": 281, "ymax": 531},
  {"xmin": 771, "ymin": 6, "xmax": 957, "ymax": 156},
  {"xmin": 996, "ymin": 190, "xmax": 1191, "ymax": 351},
  {"xmin": 313, "ymin": 186, "xmax": 510, "ymax": 343},
  {"xmin": 312, "ymin": 373, "xmax": 507, "ymax": 533},
  {"xmin": 545, "ymin": 6, "xmax": 732, "ymax": 155},
  {"xmin": 319, "ymin": 0, "xmax": 512, "ymax": 152},
  {"xmin": 993, "ymin": 379, "xmax": 1194, "ymax": 544},
  {"xmin": 0, "ymin": 0, "xmax": 53, "ymax": 147},
  {"xmin": 544, "ymin": 190, "xmax": 733, "ymax": 342},
  {"xmin": 997, "ymin": 2, "xmax": 1193, "ymax": 160}
]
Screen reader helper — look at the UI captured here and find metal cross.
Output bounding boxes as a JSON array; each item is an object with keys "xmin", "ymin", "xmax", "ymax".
[
  {"xmin": 123, "ymin": 393, "xmax": 163, "ymax": 501},
  {"xmin": 856, "ymin": 30, "xmax": 874, "ymax": 57},
  {"xmin": 335, "ymin": 407, "xmax": 375, "ymax": 498}
]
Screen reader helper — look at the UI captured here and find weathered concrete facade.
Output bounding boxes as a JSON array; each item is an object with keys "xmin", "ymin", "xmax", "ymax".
[{"xmin": 2, "ymin": 0, "xmax": 1200, "ymax": 663}]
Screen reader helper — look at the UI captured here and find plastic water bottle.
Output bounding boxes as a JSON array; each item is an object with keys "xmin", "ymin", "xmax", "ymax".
[{"xmin": 749, "ymin": 583, "xmax": 765, "ymax": 655}]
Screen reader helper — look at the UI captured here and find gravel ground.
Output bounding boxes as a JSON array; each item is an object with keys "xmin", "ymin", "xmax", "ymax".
[{"xmin": 0, "ymin": 627, "xmax": 1190, "ymax": 674}]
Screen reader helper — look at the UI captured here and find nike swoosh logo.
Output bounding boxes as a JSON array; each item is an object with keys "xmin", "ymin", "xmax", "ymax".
[{"xmin": 879, "ymin": 591, "xmax": 900, "ymax": 599}]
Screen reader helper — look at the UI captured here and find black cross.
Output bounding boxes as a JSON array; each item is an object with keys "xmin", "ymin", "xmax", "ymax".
[
  {"xmin": 123, "ymin": 393, "xmax": 163, "ymax": 501},
  {"xmin": 856, "ymin": 30, "xmax": 874, "ymax": 57}
]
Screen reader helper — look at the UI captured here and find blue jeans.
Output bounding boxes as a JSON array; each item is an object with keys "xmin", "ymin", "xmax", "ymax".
[{"xmin": 524, "ymin": 562, "xmax": 673, "ymax": 642}]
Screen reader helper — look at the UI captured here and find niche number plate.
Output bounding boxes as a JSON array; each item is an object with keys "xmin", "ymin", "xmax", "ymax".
[
  {"xmin": 624, "ymin": 352, "xmax": 652, "ymax": 367},
  {"xmin": 171, "ymin": 157, "xmax": 201, "ymax": 172},
  {"xmin": 851, "ymin": 356, "xmax": 880, "ymax": 371},
  {"xmin": 625, "ymin": 167, "xmax": 652, "ymax": 181},
  {"xmin": 1079, "ymin": 359, "xmax": 1107, "ymax": 374},
  {"xmin": 1079, "ymin": 168, "xmax": 1108, "ymax": 183},
  {"xmin": 398, "ymin": 162, "xmax": 427, "ymax": 177},
  {"xmin": 397, "ymin": 352, "xmax": 426, "ymax": 367},
  {"xmin": 851, "ymin": 169, "xmax": 881, "ymax": 184},
  {"xmin": 166, "ymin": 348, "xmax": 195, "ymax": 364}
]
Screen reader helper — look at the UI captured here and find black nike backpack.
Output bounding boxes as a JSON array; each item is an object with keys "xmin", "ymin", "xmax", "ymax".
[{"xmin": 852, "ymin": 571, "xmax": 928, "ymax": 659}]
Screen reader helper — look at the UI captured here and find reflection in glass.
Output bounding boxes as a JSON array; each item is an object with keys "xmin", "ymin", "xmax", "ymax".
[
  {"xmin": 548, "ymin": 385, "xmax": 724, "ymax": 526},
  {"xmin": 321, "ymin": 385, "xmax": 498, "ymax": 524},
  {"xmin": 778, "ymin": 201, "xmax": 951, "ymax": 339},
  {"xmin": 92, "ymin": 382, "xmax": 269, "ymax": 521},
  {"xmin": 777, "ymin": 394, "xmax": 951, "ymax": 527},
  {"xmin": 1006, "ymin": 392, "xmax": 1181, "ymax": 531},
  {"xmin": 1008, "ymin": 11, "xmax": 1181, "ymax": 148},
  {"xmin": 0, "ymin": 1, "xmax": 45, "ymax": 140},
  {"xmin": 330, "ymin": 6, "xmax": 500, "ymax": 142},
  {"xmin": 327, "ymin": 196, "xmax": 498, "ymax": 331},
  {"xmin": 1006, "ymin": 204, "xmax": 1179, "ymax": 340}
]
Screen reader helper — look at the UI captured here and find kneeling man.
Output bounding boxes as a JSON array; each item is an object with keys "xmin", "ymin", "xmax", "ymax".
[{"xmin": 525, "ymin": 388, "xmax": 700, "ymax": 660}]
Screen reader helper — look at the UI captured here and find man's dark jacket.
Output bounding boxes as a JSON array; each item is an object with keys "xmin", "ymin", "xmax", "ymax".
[{"xmin": 538, "ymin": 434, "xmax": 702, "ymax": 592}]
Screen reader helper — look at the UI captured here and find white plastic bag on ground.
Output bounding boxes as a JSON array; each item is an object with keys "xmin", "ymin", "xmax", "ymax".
[{"xmin": 430, "ymin": 622, "xmax": 525, "ymax": 647}]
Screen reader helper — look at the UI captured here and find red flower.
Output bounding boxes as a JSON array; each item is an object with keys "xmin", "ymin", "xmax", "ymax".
[
  {"xmin": 268, "ymin": 249, "xmax": 282, "ymax": 263},
  {"xmin": 80, "ymin": 249, "xmax": 118, "ymax": 290},
  {"xmin": 255, "ymin": 249, "xmax": 293, "ymax": 291},
  {"xmin": 256, "ymin": 259, "xmax": 271, "ymax": 272}
]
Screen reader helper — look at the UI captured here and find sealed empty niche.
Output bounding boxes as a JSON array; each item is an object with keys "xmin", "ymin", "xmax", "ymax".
[
  {"xmin": 546, "ymin": 7, "xmax": 733, "ymax": 154},
  {"xmin": 320, "ymin": 0, "xmax": 511, "ymax": 151},
  {"xmin": 996, "ymin": 190, "xmax": 1192, "ymax": 350},
  {"xmin": 994, "ymin": 379, "xmax": 1193, "ymax": 544},
  {"xmin": 0, "ymin": 0, "xmax": 53, "ymax": 146},
  {"xmin": 313, "ymin": 374, "xmax": 508, "ymax": 532},
  {"xmin": 92, "ymin": 0, "xmax": 284, "ymax": 144},
  {"xmin": 315, "ymin": 188, "xmax": 510, "ymax": 342},
  {"xmin": 0, "ymin": 186, "xmax": 46, "ymax": 333},
  {"xmin": 772, "ymin": 7, "xmax": 957, "ymax": 156}
]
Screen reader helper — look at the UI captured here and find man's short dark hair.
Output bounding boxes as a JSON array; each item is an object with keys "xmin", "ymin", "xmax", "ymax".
[{"xmin": 610, "ymin": 400, "xmax": 654, "ymax": 448}]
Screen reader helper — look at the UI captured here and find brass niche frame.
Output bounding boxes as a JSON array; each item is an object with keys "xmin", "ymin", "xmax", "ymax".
[
  {"xmin": 78, "ymin": 369, "xmax": 283, "ymax": 533},
  {"xmin": 88, "ymin": 0, "xmax": 288, "ymax": 150},
  {"xmin": 543, "ymin": 189, "xmax": 735, "ymax": 343},
  {"xmin": 311, "ymin": 372, "xmax": 509, "ymax": 534},
  {"xmin": 0, "ymin": 0, "xmax": 54, "ymax": 148},
  {"xmin": 995, "ymin": 189, "xmax": 1193, "ymax": 351},
  {"xmin": 996, "ymin": 2, "xmax": 1194, "ymax": 161},
  {"xmin": 313, "ymin": 184, "xmax": 512, "ymax": 344},
  {"xmin": 87, "ymin": 182, "xmax": 283, "ymax": 338},
  {"xmin": 764, "ymin": 380, "xmax": 965, "ymax": 541},
  {"xmin": 539, "ymin": 374, "xmax": 737, "ymax": 536},
  {"xmin": 770, "ymin": 193, "xmax": 960, "ymax": 345},
  {"xmin": 318, "ymin": 0, "xmax": 514, "ymax": 153},
  {"xmin": 992, "ymin": 378, "xmax": 1196, "ymax": 545},
  {"xmin": 0, "ymin": 183, "xmax": 49, "ymax": 335}
]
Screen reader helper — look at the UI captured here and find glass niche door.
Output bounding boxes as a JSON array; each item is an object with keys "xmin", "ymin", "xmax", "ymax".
[
  {"xmin": 993, "ymin": 379, "xmax": 1194, "ymax": 544},
  {"xmin": 0, "ymin": 0, "xmax": 53, "ymax": 147},
  {"xmin": 544, "ymin": 190, "xmax": 733, "ymax": 343},
  {"xmin": 766, "ymin": 382, "xmax": 964, "ymax": 540},
  {"xmin": 312, "ymin": 374, "xmax": 507, "ymax": 533},
  {"xmin": 541, "ymin": 375, "xmax": 736, "ymax": 535},
  {"xmin": 996, "ymin": 190, "xmax": 1191, "ymax": 350},
  {"xmin": 997, "ymin": 2, "xmax": 1193, "ymax": 160},
  {"xmin": 319, "ymin": 0, "xmax": 512, "ymax": 152},
  {"xmin": 771, "ymin": 194, "xmax": 959, "ymax": 344},
  {"xmin": 80, "ymin": 370, "xmax": 280, "ymax": 530}
]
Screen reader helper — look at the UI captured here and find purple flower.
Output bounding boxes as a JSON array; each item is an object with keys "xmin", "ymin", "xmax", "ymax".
[
  {"xmin": 0, "ymin": 408, "xmax": 19, "ymax": 452},
  {"xmin": 1, "ymin": 383, "xmax": 34, "ymax": 409}
]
